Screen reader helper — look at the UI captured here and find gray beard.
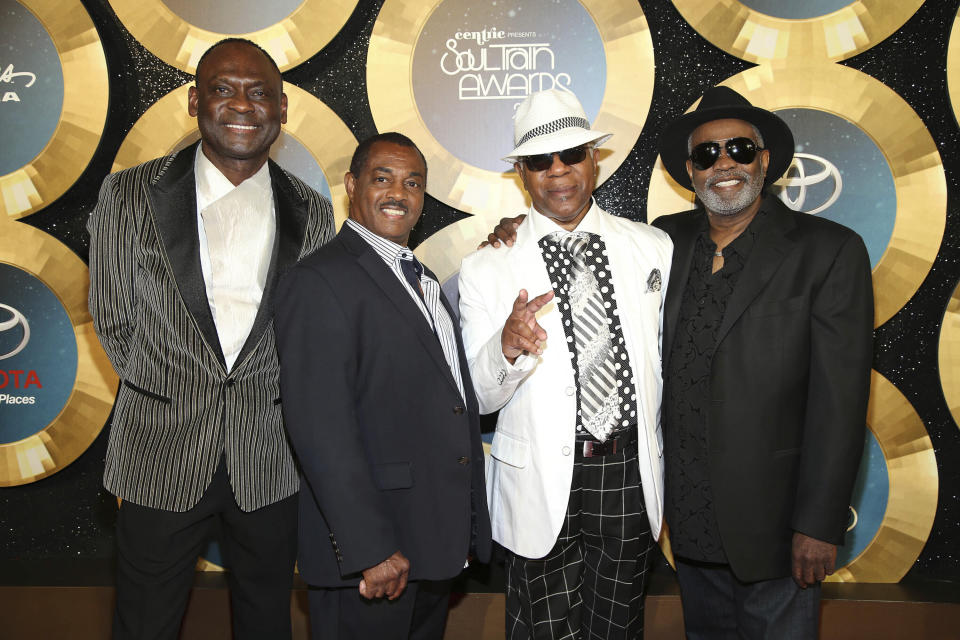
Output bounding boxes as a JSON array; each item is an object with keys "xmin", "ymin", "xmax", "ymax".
[{"xmin": 695, "ymin": 168, "xmax": 765, "ymax": 216}]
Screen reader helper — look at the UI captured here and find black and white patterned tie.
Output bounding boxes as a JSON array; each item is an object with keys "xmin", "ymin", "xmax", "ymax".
[{"xmin": 550, "ymin": 232, "xmax": 622, "ymax": 442}]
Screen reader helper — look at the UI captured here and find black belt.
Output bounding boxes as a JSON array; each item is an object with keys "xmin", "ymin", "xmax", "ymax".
[{"xmin": 576, "ymin": 428, "xmax": 637, "ymax": 458}]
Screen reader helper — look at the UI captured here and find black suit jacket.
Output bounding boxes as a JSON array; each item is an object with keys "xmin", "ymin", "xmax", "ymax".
[
  {"xmin": 654, "ymin": 196, "xmax": 873, "ymax": 582},
  {"xmin": 274, "ymin": 223, "xmax": 492, "ymax": 587},
  {"xmin": 88, "ymin": 142, "xmax": 334, "ymax": 511}
]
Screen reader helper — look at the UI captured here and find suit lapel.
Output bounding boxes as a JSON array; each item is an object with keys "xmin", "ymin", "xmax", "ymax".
[
  {"xmin": 147, "ymin": 143, "xmax": 226, "ymax": 370},
  {"xmin": 714, "ymin": 199, "xmax": 797, "ymax": 346},
  {"xmin": 341, "ymin": 225, "xmax": 463, "ymax": 399},
  {"xmin": 234, "ymin": 161, "xmax": 309, "ymax": 367}
]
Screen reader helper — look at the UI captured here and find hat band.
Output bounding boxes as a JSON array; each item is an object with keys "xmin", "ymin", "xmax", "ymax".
[{"xmin": 516, "ymin": 116, "xmax": 591, "ymax": 148}]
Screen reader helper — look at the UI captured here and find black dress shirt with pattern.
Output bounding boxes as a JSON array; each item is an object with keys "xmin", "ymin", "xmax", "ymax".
[{"xmin": 664, "ymin": 211, "xmax": 762, "ymax": 563}]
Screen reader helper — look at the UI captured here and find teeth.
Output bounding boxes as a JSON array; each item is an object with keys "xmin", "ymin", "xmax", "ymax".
[
  {"xmin": 226, "ymin": 124, "xmax": 256, "ymax": 130},
  {"xmin": 382, "ymin": 208, "xmax": 406, "ymax": 216},
  {"xmin": 715, "ymin": 179, "xmax": 739, "ymax": 187}
]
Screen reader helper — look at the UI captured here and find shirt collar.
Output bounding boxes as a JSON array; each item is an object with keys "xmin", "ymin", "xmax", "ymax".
[
  {"xmin": 527, "ymin": 198, "xmax": 602, "ymax": 241},
  {"xmin": 195, "ymin": 146, "xmax": 272, "ymax": 211},
  {"xmin": 345, "ymin": 218, "xmax": 415, "ymax": 264}
]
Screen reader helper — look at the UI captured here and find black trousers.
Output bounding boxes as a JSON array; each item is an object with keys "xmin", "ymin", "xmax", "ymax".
[
  {"xmin": 113, "ymin": 458, "xmax": 298, "ymax": 640},
  {"xmin": 308, "ymin": 579, "xmax": 453, "ymax": 640},
  {"xmin": 504, "ymin": 444, "xmax": 653, "ymax": 640},
  {"xmin": 675, "ymin": 558, "xmax": 821, "ymax": 640}
]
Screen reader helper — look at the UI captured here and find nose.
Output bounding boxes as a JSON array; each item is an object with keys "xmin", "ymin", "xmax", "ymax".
[
  {"xmin": 712, "ymin": 146, "xmax": 737, "ymax": 170},
  {"xmin": 546, "ymin": 152, "xmax": 570, "ymax": 176},
  {"xmin": 227, "ymin": 93, "xmax": 254, "ymax": 112}
]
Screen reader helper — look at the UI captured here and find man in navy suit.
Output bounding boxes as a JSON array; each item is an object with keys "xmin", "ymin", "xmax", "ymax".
[{"xmin": 275, "ymin": 132, "xmax": 491, "ymax": 640}]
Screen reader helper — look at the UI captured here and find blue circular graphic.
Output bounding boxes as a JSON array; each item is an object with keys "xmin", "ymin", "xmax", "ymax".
[
  {"xmin": 738, "ymin": 0, "xmax": 851, "ymax": 20},
  {"xmin": 0, "ymin": 0, "xmax": 65, "ymax": 175},
  {"xmin": 412, "ymin": 0, "xmax": 606, "ymax": 172},
  {"xmin": 770, "ymin": 108, "xmax": 895, "ymax": 269},
  {"xmin": 0, "ymin": 263, "xmax": 78, "ymax": 444},
  {"xmin": 836, "ymin": 429, "xmax": 888, "ymax": 567}
]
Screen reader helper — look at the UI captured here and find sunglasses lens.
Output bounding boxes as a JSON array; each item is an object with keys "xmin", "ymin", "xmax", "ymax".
[
  {"xmin": 558, "ymin": 146, "xmax": 588, "ymax": 166},
  {"xmin": 690, "ymin": 142, "xmax": 721, "ymax": 171},
  {"xmin": 522, "ymin": 146, "xmax": 589, "ymax": 171},
  {"xmin": 726, "ymin": 137, "xmax": 757, "ymax": 164},
  {"xmin": 523, "ymin": 154, "xmax": 554, "ymax": 171},
  {"xmin": 689, "ymin": 137, "xmax": 759, "ymax": 170}
]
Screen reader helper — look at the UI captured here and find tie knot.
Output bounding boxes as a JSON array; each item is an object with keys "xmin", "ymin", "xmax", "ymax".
[
  {"xmin": 400, "ymin": 252, "xmax": 423, "ymax": 277},
  {"xmin": 552, "ymin": 231, "xmax": 591, "ymax": 258}
]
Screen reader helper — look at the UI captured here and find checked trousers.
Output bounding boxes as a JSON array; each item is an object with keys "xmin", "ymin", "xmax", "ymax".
[{"xmin": 504, "ymin": 442, "xmax": 653, "ymax": 640}]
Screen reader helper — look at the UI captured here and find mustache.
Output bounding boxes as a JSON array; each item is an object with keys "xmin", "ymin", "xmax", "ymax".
[
  {"xmin": 706, "ymin": 169, "xmax": 751, "ymax": 188},
  {"xmin": 381, "ymin": 200, "xmax": 408, "ymax": 212}
]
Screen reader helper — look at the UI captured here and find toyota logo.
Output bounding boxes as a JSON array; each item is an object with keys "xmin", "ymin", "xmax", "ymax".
[
  {"xmin": 0, "ymin": 303, "xmax": 30, "ymax": 360},
  {"xmin": 775, "ymin": 153, "xmax": 843, "ymax": 215}
]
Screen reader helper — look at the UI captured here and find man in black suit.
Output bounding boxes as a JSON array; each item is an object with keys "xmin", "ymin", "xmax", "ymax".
[
  {"xmin": 275, "ymin": 132, "xmax": 492, "ymax": 640},
  {"xmin": 88, "ymin": 39, "xmax": 333, "ymax": 638},
  {"xmin": 652, "ymin": 86, "xmax": 874, "ymax": 638}
]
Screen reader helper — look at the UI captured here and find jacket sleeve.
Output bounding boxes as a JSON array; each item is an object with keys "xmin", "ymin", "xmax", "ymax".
[
  {"xmin": 792, "ymin": 233, "xmax": 874, "ymax": 544},
  {"xmin": 87, "ymin": 173, "xmax": 137, "ymax": 376},
  {"xmin": 274, "ymin": 263, "xmax": 400, "ymax": 577},
  {"xmin": 458, "ymin": 253, "xmax": 537, "ymax": 415}
]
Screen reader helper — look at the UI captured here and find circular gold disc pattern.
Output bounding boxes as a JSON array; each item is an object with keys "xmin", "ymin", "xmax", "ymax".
[
  {"xmin": 947, "ymin": 7, "xmax": 960, "ymax": 127},
  {"xmin": 0, "ymin": 222, "xmax": 118, "ymax": 486},
  {"xmin": 828, "ymin": 370, "xmax": 937, "ymax": 583},
  {"xmin": 112, "ymin": 82, "xmax": 356, "ymax": 227},
  {"xmin": 939, "ymin": 280, "xmax": 960, "ymax": 433},
  {"xmin": 1, "ymin": 0, "xmax": 108, "ymax": 220},
  {"xmin": 368, "ymin": 0, "xmax": 655, "ymax": 220},
  {"xmin": 671, "ymin": 0, "xmax": 924, "ymax": 63},
  {"xmin": 647, "ymin": 63, "xmax": 946, "ymax": 327},
  {"xmin": 107, "ymin": 0, "xmax": 358, "ymax": 74}
]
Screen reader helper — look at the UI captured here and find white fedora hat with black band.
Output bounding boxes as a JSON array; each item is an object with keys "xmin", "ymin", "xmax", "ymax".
[{"xmin": 503, "ymin": 89, "xmax": 612, "ymax": 162}]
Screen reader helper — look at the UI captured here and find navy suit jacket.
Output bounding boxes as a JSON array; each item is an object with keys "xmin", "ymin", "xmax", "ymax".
[{"xmin": 274, "ymin": 223, "xmax": 492, "ymax": 587}]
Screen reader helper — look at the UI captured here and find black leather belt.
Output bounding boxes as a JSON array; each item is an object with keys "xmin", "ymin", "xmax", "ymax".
[{"xmin": 576, "ymin": 428, "xmax": 637, "ymax": 458}]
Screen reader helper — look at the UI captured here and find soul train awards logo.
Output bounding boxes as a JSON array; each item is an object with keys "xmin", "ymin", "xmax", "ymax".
[
  {"xmin": 411, "ymin": 0, "xmax": 606, "ymax": 172},
  {"xmin": 439, "ymin": 28, "xmax": 571, "ymax": 101}
]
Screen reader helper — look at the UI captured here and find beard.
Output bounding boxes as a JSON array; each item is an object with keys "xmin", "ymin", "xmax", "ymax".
[{"xmin": 695, "ymin": 167, "xmax": 765, "ymax": 216}]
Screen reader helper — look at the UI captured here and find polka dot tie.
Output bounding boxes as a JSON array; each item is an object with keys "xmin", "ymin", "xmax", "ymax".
[{"xmin": 540, "ymin": 231, "xmax": 636, "ymax": 442}]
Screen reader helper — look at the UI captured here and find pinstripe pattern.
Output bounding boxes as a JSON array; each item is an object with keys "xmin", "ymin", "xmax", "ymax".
[{"xmin": 88, "ymin": 145, "xmax": 334, "ymax": 512}]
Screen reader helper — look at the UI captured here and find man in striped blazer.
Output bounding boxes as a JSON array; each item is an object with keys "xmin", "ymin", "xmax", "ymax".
[{"xmin": 87, "ymin": 39, "xmax": 334, "ymax": 639}]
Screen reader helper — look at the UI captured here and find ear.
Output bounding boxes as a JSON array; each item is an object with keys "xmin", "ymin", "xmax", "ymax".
[
  {"xmin": 187, "ymin": 86, "xmax": 199, "ymax": 117},
  {"xmin": 514, "ymin": 161, "xmax": 525, "ymax": 181},
  {"xmin": 344, "ymin": 172, "xmax": 356, "ymax": 204},
  {"xmin": 760, "ymin": 148, "xmax": 770, "ymax": 174},
  {"xmin": 685, "ymin": 158, "xmax": 694, "ymax": 183},
  {"xmin": 280, "ymin": 92, "xmax": 288, "ymax": 125}
]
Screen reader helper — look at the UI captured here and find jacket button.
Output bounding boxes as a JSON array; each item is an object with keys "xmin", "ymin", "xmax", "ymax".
[
  {"xmin": 457, "ymin": 456, "xmax": 469, "ymax": 465},
  {"xmin": 562, "ymin": 446, "xmax": 571, "ymax": 456},
  {"xmin": 225, "ymin": 379, "xmax": 235, "ymax": 387},
  {"xmin": 453, "ymin": 406, "xmax": 465, "ymax": 414},
  {"xmin": 565, "ymin": 387, "xmax": 575, "ymax": 396}
]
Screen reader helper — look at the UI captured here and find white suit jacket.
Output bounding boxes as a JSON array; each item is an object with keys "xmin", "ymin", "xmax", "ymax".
[{"xmin": 459, "ymin": 203, "xmax": 673, "ymax": 558}]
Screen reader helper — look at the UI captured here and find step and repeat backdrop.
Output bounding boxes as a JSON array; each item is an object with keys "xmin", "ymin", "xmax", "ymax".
[{"xmin": 1, "ymin": 0, "xmax": 958, "ymax": 585}]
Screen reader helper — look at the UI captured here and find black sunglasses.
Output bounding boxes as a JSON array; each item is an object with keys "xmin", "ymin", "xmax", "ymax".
[
  {"xmin": 689, "ymin": 137, "xmax": 763, "ymax": 171},
  {"xmin": 521, "ymin": 145, "xmax": 590, "ymax": 172}
]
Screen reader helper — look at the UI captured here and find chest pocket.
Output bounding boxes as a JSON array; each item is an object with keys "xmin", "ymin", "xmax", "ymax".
[{"xmin": 490, "ymin": 430, "xmax": 529, "ymax": 468}]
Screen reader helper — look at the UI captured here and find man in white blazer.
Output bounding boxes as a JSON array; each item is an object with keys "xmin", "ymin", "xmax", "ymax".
[{"xmin": 459, "ymin": 89, "xmax": 672, "ymax": 639}]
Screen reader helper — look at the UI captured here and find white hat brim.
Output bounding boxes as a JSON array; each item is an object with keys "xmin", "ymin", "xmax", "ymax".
[{"xmin": 502, "ymin": 128, "xmax": 612, "ymax": 163}]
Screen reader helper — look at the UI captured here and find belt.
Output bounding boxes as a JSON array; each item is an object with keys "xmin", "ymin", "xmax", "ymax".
[{"xmin": 576, "ymin": 428, "xmax": 637, "ymax": 458}]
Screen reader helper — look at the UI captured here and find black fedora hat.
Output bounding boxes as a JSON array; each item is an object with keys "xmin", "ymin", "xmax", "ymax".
[{"xmin": 659, "ymin": 86, "xmax": 794, "ymax": 191}]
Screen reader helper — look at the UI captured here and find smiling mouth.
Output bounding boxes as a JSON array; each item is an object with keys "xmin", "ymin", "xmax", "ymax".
[
  {"xmin": 713, "ymin": 179, "xmax": 742, "ymax": 188},
  {"xmin": 380, "ymin": 206, "xmax": 408, "ymax": 219},
  {"xmin": 224, "ymin": 124, "xmax": 258, "ymax": 132}
]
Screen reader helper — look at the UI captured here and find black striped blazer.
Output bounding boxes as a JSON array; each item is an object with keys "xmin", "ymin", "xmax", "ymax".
[{"xmin": 87, "ymin": 143, "xmax": 334, "ymax": 512}]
